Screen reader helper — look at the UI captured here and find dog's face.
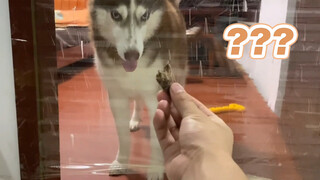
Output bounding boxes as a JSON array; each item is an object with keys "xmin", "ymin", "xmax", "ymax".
[{"xmin": 91, "ymin": 0, "xmax": 165, "ymax": 72}]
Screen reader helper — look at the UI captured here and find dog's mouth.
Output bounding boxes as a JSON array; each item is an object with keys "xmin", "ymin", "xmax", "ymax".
[
  {"xmin": 122, "ymin": 60, "xmax": 138, "ymax": 72},
  {"xmin": 122, "ymin": 50, "xmax": 140, "ymax": 72}
]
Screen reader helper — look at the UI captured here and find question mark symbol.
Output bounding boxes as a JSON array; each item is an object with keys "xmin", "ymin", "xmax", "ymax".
[
  {"xmin": 223, "ymin": 24, "xmax": 250, "ymax": 59},
  {"xmin": 273, "ymin": 24, "xmax": 298, "ymax": 59},
  {"xmin": 249, "ymin": 24, "xmax": 273, "ymax": 59}
]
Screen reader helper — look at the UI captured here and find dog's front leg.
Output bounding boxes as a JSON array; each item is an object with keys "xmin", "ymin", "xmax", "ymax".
[
  {"xmin": 145, "ymin": 95, "xmax": 165, "ymax": 180},
  {"xmin": 130, "ymin": 98, "xmax": 143, "ymax": 132},
  {"xmin": 108, "ymin": 93, "xmax": 131, "ymax": 176}
]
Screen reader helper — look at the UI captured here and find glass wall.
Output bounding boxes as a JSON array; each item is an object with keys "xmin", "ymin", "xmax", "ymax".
[{"xmin": 3, "ymin": 0, "xmax": 320, "ymax": 179}]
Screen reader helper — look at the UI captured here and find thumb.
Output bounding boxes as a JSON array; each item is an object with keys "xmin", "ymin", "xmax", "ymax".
[{"xmin": 170, "ymin": 83, "xmax": 201, "ymax": 117}]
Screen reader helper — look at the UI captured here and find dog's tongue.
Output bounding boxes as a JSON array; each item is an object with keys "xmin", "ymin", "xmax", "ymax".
[{"xmin": 122, "ymin": 60, "xmax": 138, "ymax": 72}]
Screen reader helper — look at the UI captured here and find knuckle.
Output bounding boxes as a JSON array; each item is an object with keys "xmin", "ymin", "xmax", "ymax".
[
  {"xmin": 225, "ymin": 126, "xmax": 234, "ymax": 137},
  {"xmin": 176, "ymin": 92, "xmax": 190, "ymax": 102}
]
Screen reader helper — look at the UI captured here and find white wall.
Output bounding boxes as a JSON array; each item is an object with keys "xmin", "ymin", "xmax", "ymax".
[
  {"xmin": 237, "ymin": 0, "xmax": 289, "ymax": 111},
  {"xmin": 0, "ymin": 0, "xmax": 21, "ymax": 179}
]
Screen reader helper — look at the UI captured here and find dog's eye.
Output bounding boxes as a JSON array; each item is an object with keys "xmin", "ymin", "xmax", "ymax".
[
  {"xmin": 111, "ymin": 10, "xmax": 122, "ymax": 21},
  {"xmin": 141, "ymin": 11, "xmax": 150, "ymax": 21}
]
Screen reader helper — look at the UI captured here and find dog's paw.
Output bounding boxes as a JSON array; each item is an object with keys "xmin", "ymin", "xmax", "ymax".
[
  {"xmin": 129, "ymin": 118, "xmax": 140, "ymax": 132},
  {"xmin": 147, "ymin": 167, "xmax": 164, "ymax": 180},
  {"xmin": 109, "ymin": 160, "xmax": 130, "ymax": 176}
]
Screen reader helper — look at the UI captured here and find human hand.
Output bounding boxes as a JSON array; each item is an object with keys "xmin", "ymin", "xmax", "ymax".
[{"xmin": 153, "ymin": 83, "xmax": 247, "ymax": 180}]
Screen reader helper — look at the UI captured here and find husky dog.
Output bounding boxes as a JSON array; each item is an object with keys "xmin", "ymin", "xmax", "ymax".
[{"xmin": 89, "ymin": 0, "xmax": 187, "ymax": 179}]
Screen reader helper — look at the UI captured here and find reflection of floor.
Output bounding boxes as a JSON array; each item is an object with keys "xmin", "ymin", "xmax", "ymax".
[{"xmin": 59, "ymin": 66, "xmax": 300, "ymax": 180}]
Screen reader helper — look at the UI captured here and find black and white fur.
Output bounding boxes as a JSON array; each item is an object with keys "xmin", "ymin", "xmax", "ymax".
[{"xmin": 89, "ymin": 0, "xmax": 187, "ymax": 179}]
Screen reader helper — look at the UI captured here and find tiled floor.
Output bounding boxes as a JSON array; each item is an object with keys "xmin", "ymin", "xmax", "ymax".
[{"xmin": 59, "ymin": 66, "xmax": 301, "ymax": 180}]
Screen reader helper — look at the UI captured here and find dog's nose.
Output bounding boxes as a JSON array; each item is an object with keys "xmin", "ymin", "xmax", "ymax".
[{"xmin": 124, "ymin": 50, "xmax": 140, "ymax": 62}]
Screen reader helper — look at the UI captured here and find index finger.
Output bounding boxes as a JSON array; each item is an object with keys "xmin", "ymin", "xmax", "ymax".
[{"xmin": 170, "ymin": 83, "xmax": 203, "ymax": 117}]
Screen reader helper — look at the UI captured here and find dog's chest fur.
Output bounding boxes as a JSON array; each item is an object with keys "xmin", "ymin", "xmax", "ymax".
[{"xmin": 96, "ymin": 53, "xmax": 164, "ymax": 96}]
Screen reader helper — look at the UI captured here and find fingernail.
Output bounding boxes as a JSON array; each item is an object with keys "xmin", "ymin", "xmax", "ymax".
[{"xmin": 171, "ymin": 83, "xmax": 185, "ymax": 94}]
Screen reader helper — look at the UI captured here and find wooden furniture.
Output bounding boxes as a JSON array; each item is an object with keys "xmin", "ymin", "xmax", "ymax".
[
  {"xmin": 54, "ymin": 0, "xmax": 88, "ymax": 10},
  {"xmin": 54, "ymin": 0, "xmax": 93, "ymax": 69},
  {"xmin": 9, "ymin": 0, "xmax": 60, "ymax": 179},
  {"xmin": 184, "ymin": 7, "xmax": 239, "ymax": 77}
]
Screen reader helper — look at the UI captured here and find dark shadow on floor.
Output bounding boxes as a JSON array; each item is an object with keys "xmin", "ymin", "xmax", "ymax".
[{"xmin": 58, "ymin": 58, "xmax": 94, "ymax": 84}]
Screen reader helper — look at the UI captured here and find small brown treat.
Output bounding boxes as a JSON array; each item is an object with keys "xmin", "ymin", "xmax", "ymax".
[{"xmin": 156, "ymin": 63, "xmax": 176, "ymax": 94}]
